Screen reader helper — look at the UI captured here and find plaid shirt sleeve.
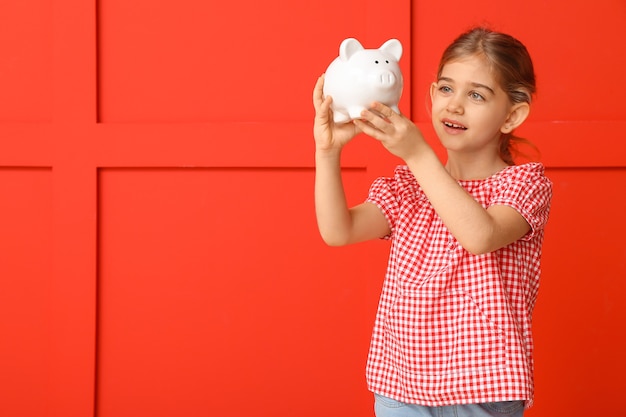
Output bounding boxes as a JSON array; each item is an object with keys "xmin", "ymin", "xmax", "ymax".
[
  {"xmin": 489, "ymin": 163, "xmax": 553, "ymax": 240},
  {"xmin": 366, "ymin": 166, "xmax": 422, "ymax": 239}
]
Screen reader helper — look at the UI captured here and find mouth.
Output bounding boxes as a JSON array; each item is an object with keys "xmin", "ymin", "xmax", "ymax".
[{"xmin": 443, "ymin": 120, "xmax": 467, "ymax": 130}]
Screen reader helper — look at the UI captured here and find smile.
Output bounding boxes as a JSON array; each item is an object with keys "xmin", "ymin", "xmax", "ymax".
[{"xmin": 443, "ymin": 121, "xmax": 467, "ymax": 130}]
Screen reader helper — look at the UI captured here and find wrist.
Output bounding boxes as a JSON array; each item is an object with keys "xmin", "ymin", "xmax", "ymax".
[
  {"xmin": 404, "ymin": 146, "xmax": 439, "ymax": 175},
  {"xmin": 315, "ymin": 147, "xmax": 342, "ymax": 162}
]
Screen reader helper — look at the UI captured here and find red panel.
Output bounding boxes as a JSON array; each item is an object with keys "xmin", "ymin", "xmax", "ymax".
[
  {"xmin": 0, "ymin": 168, "xmax": 52, "ymax": 416},
  {"xmin": 97, "ymin": 168, "xmax": 388, "ymax": 417},
  {"xmin": 0, "ymin": 1, "xmax": 52, "ymax": 122},
  {"xmin": 98, "ymin": 0, "xmax": 411, "ymax": 123},
  {"xmin": 533, "ymin": 168, "xmax": 626, "ymax": 416},
  {"xmin": 1, "ymin": 0, "xmax": 410, "ymax": 415}
]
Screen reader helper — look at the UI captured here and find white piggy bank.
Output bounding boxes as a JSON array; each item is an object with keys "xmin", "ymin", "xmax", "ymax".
[{"xmin": 323, "ymin": 38, "xmax": 403, "ymax": 123}]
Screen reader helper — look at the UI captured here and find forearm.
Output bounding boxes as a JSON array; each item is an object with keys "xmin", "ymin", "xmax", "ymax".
[{"xmin": 314, "ymin": 149, "xmax": 353, "ymax": 246}]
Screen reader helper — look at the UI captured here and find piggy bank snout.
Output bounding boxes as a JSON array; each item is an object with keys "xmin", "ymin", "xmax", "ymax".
[{"xmin": 375, "ymin": 70, "xmax": 398, "ymax": 86}]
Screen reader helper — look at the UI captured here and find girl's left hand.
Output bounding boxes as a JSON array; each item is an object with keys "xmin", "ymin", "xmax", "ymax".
[{"xmin": 354, "ymin": 102, "xmax": 428, "ymax": 163}]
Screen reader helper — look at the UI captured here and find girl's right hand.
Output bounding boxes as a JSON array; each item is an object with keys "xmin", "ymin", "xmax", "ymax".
[{"xmin": 313, "ymin": 75, "xmax": 360, "ymax": 153}]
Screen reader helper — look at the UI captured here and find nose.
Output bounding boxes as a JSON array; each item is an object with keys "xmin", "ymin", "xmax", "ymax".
[{"xmin": 446, "ymin": 94, "xmax": 464, "ymax": 114}]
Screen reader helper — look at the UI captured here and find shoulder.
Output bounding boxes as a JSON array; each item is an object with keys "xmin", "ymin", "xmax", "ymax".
[
  {"xmin": 370, "ymin": 165, "xmax": 418, "ymax": 194},
  {"xmin": 391, "ymin": 165, "xmax": 417, "ymax": 183},
  {"xmin": 497, "ymin": 162, "xmax": 551, "ymax": 186},
  {"xmin": 490, "ymin": 162, "xmax": 553, "ymax": 201},
  {"xmin": 492, "ymin": 162, "xmax": 553, "ymax": 198},
  {"xmin": 367, "ymin": 165, "xmax": 425, "ymax": 214}
]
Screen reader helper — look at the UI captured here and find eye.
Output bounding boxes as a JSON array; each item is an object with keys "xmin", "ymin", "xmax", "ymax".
[
  {"xmin": 375, "ymin": 60, "xmax": 379, "ymax": 64},
  {"xmin": 469, "ymin": 91, "xmax": 485, "ymax": 101},
  {"xmin": 385, "ymin": 60, "xmax": 389, "ymax": 64},
  {"xmin": 438, "ymin": 85, "xmax": 453, "ymax": 94}
]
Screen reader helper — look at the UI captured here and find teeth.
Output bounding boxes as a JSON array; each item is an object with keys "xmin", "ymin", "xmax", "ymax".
[{"xmin": 444, "ymin": 121, "xmax": 466, "ymax": 129}]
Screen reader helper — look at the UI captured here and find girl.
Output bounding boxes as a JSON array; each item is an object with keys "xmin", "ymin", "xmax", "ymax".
[{"xmin": 313, "ymin": 27, "xmax": 552, "ymax": 417}]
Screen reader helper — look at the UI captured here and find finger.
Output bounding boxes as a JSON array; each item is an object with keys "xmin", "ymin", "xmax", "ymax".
[
  {"xmin": 360, "ymin": 108, "xmax": 393, "ymax": 130},
  {"xmin": 320, "ymin": 95, "xmax": 333, "ymax": 117},
  {"xmin": 370, "ymin": 102, "xmax": 398, "ymax": 120},
  {"xmin": 353, "ymin": 119, "xmax": 384, "ymax": 141},
  {"xmin": 313, "ymin": 75, "xmax": 325, "ymax": 107}
]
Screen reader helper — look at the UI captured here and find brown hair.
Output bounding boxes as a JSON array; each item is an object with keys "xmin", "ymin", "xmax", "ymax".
[{"xmin": 437, "ymin": 27, "xmax": 537, "ymax": 164}]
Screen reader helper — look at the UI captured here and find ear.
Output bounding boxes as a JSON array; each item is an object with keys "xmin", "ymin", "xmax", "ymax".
[
  {"xmin": 501, "ymin": 102, "xmax": 530, "ymax": 134},
  {"xmin": 339, "ymin": 38, "xmax": 364, "ymax": 61},
  {"xmin": 379, "ymin": 39, "xmax": 403, "ymax": 61},
  {"xmin": 429, "ymin": 82, "xmax": 437, "ymax": 103}
]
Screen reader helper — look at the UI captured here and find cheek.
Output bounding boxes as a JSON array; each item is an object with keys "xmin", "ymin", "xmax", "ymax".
[
  {"xmin": 429, "ymin": 93, "xmax": 440, "ymax": 108},
  {"xmin": 430, "ymin": 99, "xmax": 445, "ymax": 118}
]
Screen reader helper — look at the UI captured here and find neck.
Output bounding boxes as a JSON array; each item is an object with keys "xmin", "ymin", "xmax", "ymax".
[{"xmin": 444, "ymin": 152, "xmax": 509, "ymax": 180}]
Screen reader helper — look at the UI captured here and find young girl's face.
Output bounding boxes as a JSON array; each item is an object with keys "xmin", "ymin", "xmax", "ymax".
[{"xmin": 430, "ymin": 55, "xmax": 515, "ymax": 158}]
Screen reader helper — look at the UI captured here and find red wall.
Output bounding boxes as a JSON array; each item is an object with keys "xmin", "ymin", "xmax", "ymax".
[{"xmin": 1, "ymin": 1, "xmax": 624, "ymax": 416}]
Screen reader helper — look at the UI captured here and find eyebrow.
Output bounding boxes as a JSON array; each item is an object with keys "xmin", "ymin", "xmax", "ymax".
[{"xmin": 438, "ymin": 77, "xmax": 496, "ymax": 95}]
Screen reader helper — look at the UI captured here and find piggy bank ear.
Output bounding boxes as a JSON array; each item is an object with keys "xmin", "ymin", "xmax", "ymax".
[
  {"xmin": 339, "ymin": 38, "xmax": 364, "ymax": 61},
  {"xmin": 379, "ymin": 39, "xmax": 403, "ymax": 61}
]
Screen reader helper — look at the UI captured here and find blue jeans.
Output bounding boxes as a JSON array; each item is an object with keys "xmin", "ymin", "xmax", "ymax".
[{"xmin": 374, "ymin": 394, "xmax": 524, "ymax": 417}]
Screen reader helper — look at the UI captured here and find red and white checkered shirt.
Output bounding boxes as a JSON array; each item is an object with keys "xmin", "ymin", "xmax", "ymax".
[{"xmin": 365, "ymin": 162, "xmax": 552, "ymax": 408}]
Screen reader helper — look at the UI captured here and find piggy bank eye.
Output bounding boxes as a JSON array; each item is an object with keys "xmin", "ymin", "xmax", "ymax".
[{"xmin": 375, "ymin": 60, "xmax": 379, "ymax": 64}]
